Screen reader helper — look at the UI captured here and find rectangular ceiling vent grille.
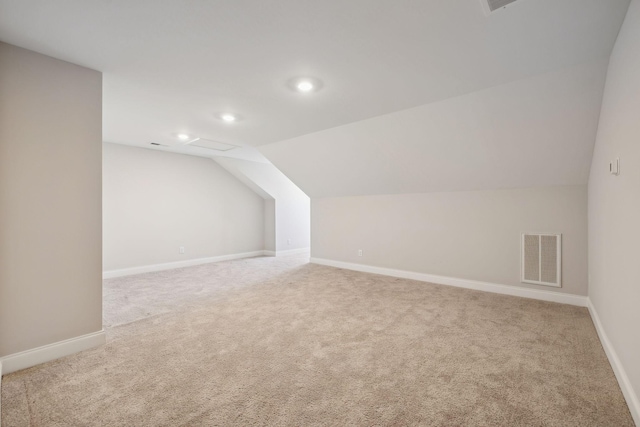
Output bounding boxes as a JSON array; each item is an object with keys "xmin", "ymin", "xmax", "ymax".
[
  {"xmin": 481, "ymin": 0, "xmax": 520, "ymax": 14},
  {"xmin": 521, "ymin": 233, "xmax": 561, "ymax": 287},
  {"xmin": 187, "ymin": 138, "xmax": 239, "ymax": 152}
]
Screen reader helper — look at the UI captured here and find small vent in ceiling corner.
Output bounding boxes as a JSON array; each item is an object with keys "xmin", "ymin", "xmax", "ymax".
[{"xmin": 481, "ymin": 0, "xmax": 519, "ymax": 14}]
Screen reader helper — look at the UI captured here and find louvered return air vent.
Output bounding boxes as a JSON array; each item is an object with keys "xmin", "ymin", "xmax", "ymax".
[
  {"xmin": 480, "ymin": 0, "xmax": 520, "ymax": 15},
  {"xmin": 521, "ymin": 233, "xmax": 561, "ymax": 287}
]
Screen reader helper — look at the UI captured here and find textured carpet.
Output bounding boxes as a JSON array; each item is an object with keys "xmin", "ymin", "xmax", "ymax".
[{"xmin": 1, "ymin": 255, "xmax": 634, "ymax": 426}]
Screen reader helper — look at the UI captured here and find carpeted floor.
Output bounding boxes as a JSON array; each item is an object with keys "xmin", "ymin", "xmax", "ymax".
[{"xmin": 1, "ymin": 255, "xmax": 634, "ymax": 426}]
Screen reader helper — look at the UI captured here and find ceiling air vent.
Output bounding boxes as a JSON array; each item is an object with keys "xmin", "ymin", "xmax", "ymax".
[
  {"xmin": 481, "ymin": 0, "xmax": 520, "ymax": 15},
  {"xmin": 521, "ymin": 233, "xmax": 561, "ymax": 287},
  {"xmin": 186, "ymin": 138, "xmax": 239, "ymax": 152}
]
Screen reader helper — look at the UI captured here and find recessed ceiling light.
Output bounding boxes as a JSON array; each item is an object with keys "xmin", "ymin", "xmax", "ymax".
[
  {"xmin": 177, "ymin": 133, "xmax": 190, "ymax": 141},
  {"xmin": 215, "ymin": 112, "xmax": 242, "ymax": 123},
  {"xmin": 288, "ymin": 76, "xmax": 323, "ymax": 94},
  {"xmin": 221, "ymin": 114, "xmax": 236, "ymax": 122},
  {"xmin": 296, "ymin": 81, "xmax": 314, "ymax": 92}
]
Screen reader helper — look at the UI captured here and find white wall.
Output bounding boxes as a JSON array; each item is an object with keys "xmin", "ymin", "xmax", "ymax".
[
  {"xmin": 214, "ymin": 157, "xmax": 310, "ymax": 253},
  {"xmin": 264, "ymin": 199, "xmax": 276, "ymax": 252},
  {"xmin": 275, "ymin": 198, "xmax": 311, "ymax": 252},
  {"xmin": 312, "ymin": 186, "xmax": 588, "ymax": 296},
  {"xmin": 588, "ymin": 0, "xmax": 640, "ymax": 421},
  {"xmin": 103, "ymin": 143, "xmax": 265, "ymax": 271},
  {"xmin": 0, "ymin": 42, "xmax": 103, "ymax": 357}
]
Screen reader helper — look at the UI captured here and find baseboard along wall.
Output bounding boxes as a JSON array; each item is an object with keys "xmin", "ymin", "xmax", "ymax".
[
  {"xmin": 6, "ymin": 252, "xmax": 637, "ymax": 425},
  {"xmin": 0, "ymin": 330, "xmax": 106, "ymax": 376},
  {"xmin": 310, "ymin": 257, "xmax": 640, "ymax": 423},
  {"xmin": 271, "ymin": 247, "xmax": 311, "ymax": 257},
  {"xmin": 103, "ymin": 249, "xmax": 311, "ymax": 279},
  {"xmin": 103, "ymin": 250, "xmax": 265, "ymax": 279},
  {"xmin": 587, "ymin": 299, "xmax": 640, "ymax": 425},
  {"xmin": 0, "ymin": 360, "xmax": 3, "ymax": 426},
  {"xmin": 310, "ymin": 258, "xmax": 588, "ymax": 307},
  {"xmin": 2, "ymin": 250, "xmax": 311, "ymax": 376}
]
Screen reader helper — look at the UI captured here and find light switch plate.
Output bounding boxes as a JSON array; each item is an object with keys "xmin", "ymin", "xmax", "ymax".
[{"xmin": 610, "ymin": 158, "xmax": 620, "ymax": 175}]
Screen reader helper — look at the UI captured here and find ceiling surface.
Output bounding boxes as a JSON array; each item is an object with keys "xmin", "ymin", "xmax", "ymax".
[
  {"xmin": 261, "ymin": 60, "xmax": 609, "ymax": 197},
  {"xmin": 0, "ymin": 0, "xmax": 630, "ymax": 156}
]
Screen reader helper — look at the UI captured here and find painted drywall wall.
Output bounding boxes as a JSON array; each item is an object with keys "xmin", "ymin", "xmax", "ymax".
[
  {"xmin": 260, "ymin": 59, "xmax": 608, "ymax": 198},
  {"xmin": 103, "ymin": 143, "xmax": 265, "ymax": 271},
  {"xmin": 264, "ymin": 199, "xmax": 276, "ymax": 252},
  {"xmin": 0, "ymin": 42, "xmax": 103, "ymax": 356},
  {"xmin": 214, "ymin": 157, "xmax": 310, "ymax": 252},
  {"xmin": 312, "ymin": 186, "xmax": 587, "ymax": 296},
  {"xmin": 275, "ymin": 199, "xmax": 310, "ymax": 252},
  {"xmin": 588, "ymin": 0, "xmax": 640, "ymax": 419}
]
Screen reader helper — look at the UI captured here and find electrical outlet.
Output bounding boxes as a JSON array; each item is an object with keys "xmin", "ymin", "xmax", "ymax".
[
  {"xmin": 179, "ymin": 246, "xmax": 185, "ymax": 254},
  {"xmin": 358, "ymin": 249, "xmax": 363, "ymax": 257},
  {"xmin": 287, "ymin": 239, "xmax": 292, "ymax": 245}
]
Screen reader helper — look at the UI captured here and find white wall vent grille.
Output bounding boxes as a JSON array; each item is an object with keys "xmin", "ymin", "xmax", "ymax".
[
  {"xmin": 480, "ymin": 0, "xmax": 520, "ymax": 15},
  {"xmin": 521, "ymin": 233, "xmax": 561, "ymax": 287}
]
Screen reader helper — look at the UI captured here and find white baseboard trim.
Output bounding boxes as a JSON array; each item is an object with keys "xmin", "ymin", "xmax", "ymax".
[
  {"xmin": 587, "ymin": 298, "xmax": 639, "ymax": 425},
  {"xmin": 310, "ymin": 258, "xmax": 588, "ymax": 307},
  {"xmin": 0, "ymin": 360, "xmax": 3, "ymax": 426},
  {"xmin": 103, "ymin": 250, "xmax": 266, "ymax": 279},
  {"xmin": 274, "ymin": 247, "xmax": 311, "ymax": 257},
  {"xmin": 255, "ymin": 248, "xmax": 310, "ymax": 257},
  {"xmin": 0, "ymin": 329, "xmax": 106, "ymax": 375}
]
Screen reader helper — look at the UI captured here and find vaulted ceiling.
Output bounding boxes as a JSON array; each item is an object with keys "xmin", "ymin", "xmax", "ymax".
[
  {"xmin": 261, "ymin": 60, "xmax": 608, "ymax": 197},
  {"xmin": 0, "ymin": 0, "xmax": 631, "ymax": 197}
]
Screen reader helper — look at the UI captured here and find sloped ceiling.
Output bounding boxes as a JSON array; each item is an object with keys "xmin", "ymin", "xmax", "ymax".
[
  {"xmin": 0, "ymin": 0, "xmax": 630, "ymax": 152},
  {"xmin": 260, "ymin": 59, "xmax": 609, "ymax": 198},
  {"xmin": 0, "ymin": 0, "xmax": 630, "ymax": 197},
  {"xmin": 213, "ymin": 157, "xmax": 308, "ymax": 201}
]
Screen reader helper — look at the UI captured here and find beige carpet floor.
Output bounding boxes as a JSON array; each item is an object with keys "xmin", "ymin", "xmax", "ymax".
[{"xmin": 1, "ymin": 255, "xmax": 634, "ymax": 426}]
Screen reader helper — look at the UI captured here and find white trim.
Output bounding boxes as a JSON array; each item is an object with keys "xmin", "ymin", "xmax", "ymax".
[
  {"xmin": 274, "ymin": 247, "xmax": 311, "ymax": 257},
  {"xmin": 587, "ymin": 298, "xmax": 640, "ymax": 425},
  {"xmin": 262, "ymin": 248, "xmax": 310, "ymax": 257},
  {"xmin": 103, "ymin": 251, "xmax": 266, "ymax": 279},
  {"xmin": 0, "ymin": 360, "xmax": 3, "ymax": 426},
  {"xmin": 310, "ymin": 258, "xmax": 587, "ymax": 307},
  {"xmin": 0, "ymin": 329, "xmax": 106, "ymax": 375}
]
